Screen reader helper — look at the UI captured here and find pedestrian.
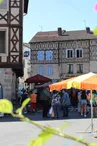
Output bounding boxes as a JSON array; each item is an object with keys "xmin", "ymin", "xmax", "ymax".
[
  {"xmin": 21, "ymin": 90, "xmax": 28, "ymax": 114},
  {"xmin": 71, "ymin": 89, "xmax": 77, "ymax": 111},
  {"xmin": 30, "ymin": 89, "xmax": 37, "ymax": 112},
  {"xmin": 52, "ymin": 91, "xmax": 61, "ymax": 119},
  {"xmin": 62, "ymin": 89, "xmax": 70, "ymax": 118},
  {"xmin": 91, "ymin": 90, "xmax": 97, "ymax": 117},
  {"xmin": 40, "ymin": 86, "xmax": 51, "ymax": 118},
  {"xmin": 77, "ymin": 90, "xmax": 82, "ymax": 113},
  {"xmin": 80, "ymin": 90, "xmax": 87, "ymax": 117}
]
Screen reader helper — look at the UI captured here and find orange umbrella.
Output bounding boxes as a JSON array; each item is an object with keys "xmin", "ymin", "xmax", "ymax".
[
  {"xmin": 50, "ymin": 72, "xmax": 97, "ymax": 91},
  {"xmin": 49, "ymin": 77, "xmax": 75, "ymax": 91},
  {"xmin": 50, "ymin": 72, "xmax": 97, "ymax": 133}
]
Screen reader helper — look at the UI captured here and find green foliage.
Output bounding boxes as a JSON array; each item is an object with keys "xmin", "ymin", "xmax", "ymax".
[
  {"xmin": 28, "ymin": 123, "xmax": 69, "ymax": 146},
  {"xmin": 28, "ymin": 129, "xmax": 52, "ymax": 146},
  {"xmin": 0, "ymin": 98, "xmax": 97, "ymax": 146},
  {"xmin": 0, "ymin": 99, "xmax": 13, "ymax": 114},
  {"xmin": 0, "ymin": 0, "xmax": 3, "ymax": 4},
  {"xmin": 16, "ymin": 98, "xmax": 30, "ymax": 115},
  {"xmin": 21, "ymin": 98, "xmax": 30, "ymax": 109},
  {"xmin": 89, "ymin": 143, "xmax": 97, "ymax": 146}
]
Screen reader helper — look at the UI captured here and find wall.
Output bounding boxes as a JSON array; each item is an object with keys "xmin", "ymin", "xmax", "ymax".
[
  {"xmin": 0, "ymin": 68, "xmax": 16, "ymax": 100},
  {"xmin": 90, "ymin": 61, "xmax": 97, "ymax": 73},
  {"xmin": 31, "ymin": 64, "xmax": 60, "ymax": 79},
  {"xmin": 19, "ymin": 44, "xmax": 31, "ymax": 89},
  {"xmin": 30, "ymin": 39, "xmax": 91, "ymax": 81}
]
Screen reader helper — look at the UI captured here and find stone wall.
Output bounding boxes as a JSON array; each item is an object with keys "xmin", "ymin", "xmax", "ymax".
[{"xmin": 0, "ymin": 68, "xmax": 16, "ymax": 100}]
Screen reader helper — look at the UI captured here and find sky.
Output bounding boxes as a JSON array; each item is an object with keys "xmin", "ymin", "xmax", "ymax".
[{"xmin": 23, "ymin": 0, "xmax": 97, "ymax": 43}]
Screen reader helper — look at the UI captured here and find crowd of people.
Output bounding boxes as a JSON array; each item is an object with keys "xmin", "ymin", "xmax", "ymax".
[{"xmin": 18, "ymin": 87, "xmax": 97, "ymax": 119}]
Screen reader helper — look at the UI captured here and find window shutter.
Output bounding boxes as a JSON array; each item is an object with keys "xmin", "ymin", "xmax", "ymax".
[
  {"xmin": 46, "ymin": 66, "xmax": 52, "ymax": 76},
  {"xmin": 38, "ymin": 65, "xmax": 44, "ymax": 75}
]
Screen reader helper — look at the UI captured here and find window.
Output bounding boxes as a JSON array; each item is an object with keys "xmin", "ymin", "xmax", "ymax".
[
  {"xmin": 77, "ymin": 64, "xmax": 83, "ymax": 73},
  {"xmin": 76, "ymin": 48, "xmax": 83, "ymax": 58},
  {"xmin": 46, "ymin": 50, "xmax": 53, "ymax": 60},
  {"xmin": 0, "ymin": 0, "xmax": 8, "ymax": 10},
  {"xmin": 37, "ymin": 51, "xmax": 44, "ymax": 60},
  {"xmin": 0, "ymin": 28, "xmax": 8, "ymax": 56},
  {"xmin": 66, "ymin": 49, "xmax": 74, "ymax": 58},
  {"xmin": 38, "ymin": 65, "xmax": 44, "ymax": 75},
  {"xmin": 46, "ymin": 66, "xmax": 53, "ymax": 76},
  {"xmin": 67, "ymin": 64, "xmax": 73, "ymax": 74}
]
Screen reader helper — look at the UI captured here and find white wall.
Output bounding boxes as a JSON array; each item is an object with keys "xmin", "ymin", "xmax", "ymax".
[{"xmin": 19, "ymin": 44, "xmax": 31, "ymax": 88}]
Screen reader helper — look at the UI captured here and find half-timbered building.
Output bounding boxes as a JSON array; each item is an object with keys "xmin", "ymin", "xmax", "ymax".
[
  {"xmin": 29, "ymin": 27, "xmax": 97, "ymax": 81},
  {"xmin": 0, "ymin": 0, "xmax": 29, "ymax": 100}
]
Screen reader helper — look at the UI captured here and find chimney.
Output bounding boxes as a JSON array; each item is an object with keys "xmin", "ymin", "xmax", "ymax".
[
  {"xmin": 58, "ymin": 27, "xmax": 62, "ymax": 36},
  {"xmin": 86, "ymin": 27, "xmax": 90, "ymax": 33}
]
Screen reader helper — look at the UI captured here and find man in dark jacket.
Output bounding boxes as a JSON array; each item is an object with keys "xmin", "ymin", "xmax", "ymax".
[
  {"xmin": 62, "ymin": 89, "xmax": 70, "ymax": 118},
  {"xmin": 40, "ymin": 86, "xmax": 51, "ymax": 118}
]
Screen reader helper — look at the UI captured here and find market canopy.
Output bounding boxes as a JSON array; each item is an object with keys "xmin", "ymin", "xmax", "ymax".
[
  {"xmin": 25, "ymin": 74, "xmax": 52, "ymax": 83},
  {"xmin": 49, "ymin": 72, "xmax": 97, "ymax": 91}
]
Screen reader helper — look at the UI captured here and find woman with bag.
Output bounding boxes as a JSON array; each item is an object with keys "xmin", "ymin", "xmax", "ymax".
[{"xmin": 52, "ymin": 91, "xmax": 61, "ymax": 119}]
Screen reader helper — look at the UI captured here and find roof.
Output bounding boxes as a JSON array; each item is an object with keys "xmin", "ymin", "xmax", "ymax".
[
  {"xmin": 29, "ymin": 29, "xmax": 97, "ymax": 43},
  {"xmin": 58, "ymin": 30, "xmax": 97, "ymax": 41},
  {"xmin": 30, "ymin": 31, "xmax": 58, "ymax": 43}
]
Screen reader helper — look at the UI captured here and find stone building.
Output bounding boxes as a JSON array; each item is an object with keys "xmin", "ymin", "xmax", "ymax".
[
  {"xmin": 29, "ymin": 27, "xmax": 97, "ymax": 81},
  {"xmin": 0, "ymin": 0, "xmax": 29, "ymax": 100}
]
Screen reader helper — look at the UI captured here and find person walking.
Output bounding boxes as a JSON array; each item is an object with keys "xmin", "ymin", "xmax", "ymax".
[
  {"xmin": 77, "ymin": 90, "xmax": 82, "ymax": 113},
  {"xmin": 62, "ymin": 89, "xmax": 70, "ymax": 118},
  {"xmin": 80, "ymin": 90, "xmax": 87, "ymax": 117},
  {"xmin": 71, "ymin": 89, "xmax": 77, "ymax": 111},
  {"xmin": 91, "ymin": 90, "xmax": 97, "ymax": 117},
  {"xmin": 40, "ymin": 86, "xmax": 51, "ymax": 118},
  {"xmin": 30, "ymin": 89, "xmax": 37, "ymax": 112},
  {"xmin": 21, "ymin": 90, "xmax": 28, "ymax": 114},
  {"xmin": 52, "ymin": 91, "xmax": 61, "ymax": 119}
]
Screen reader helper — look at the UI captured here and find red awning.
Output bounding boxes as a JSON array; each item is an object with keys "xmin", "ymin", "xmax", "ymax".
[{"xmin": 25, "ymin": 74, "xmax": 52, "ymax": 83}]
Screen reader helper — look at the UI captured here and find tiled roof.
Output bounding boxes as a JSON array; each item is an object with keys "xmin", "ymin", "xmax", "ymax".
[
  {"xmin": 58, "ymin": 30, "xmax": 97, "ymax": 41},
  {"xmin": 29, "ymin": 29, "xmax": 97, "ymax": 43},
  {"xmin": 30, "ymin": 31, "xmax": 58, "ymax": 43}
]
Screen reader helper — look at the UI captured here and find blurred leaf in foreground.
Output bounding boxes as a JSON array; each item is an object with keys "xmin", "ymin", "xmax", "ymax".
[
  {"xmin": 21, "ymin": 98, "xmax": 30, "ymax": 109},
  {"xmin": 89, "ymin": 143, "xmax": 97, "ymax": 146},
  {"xmin": 0, "ymin": 99, "xmax": 13, "ymax": 114},
  {"xmin": 28, "ymin": 122, "xmax": 69, "ymax": 146}
]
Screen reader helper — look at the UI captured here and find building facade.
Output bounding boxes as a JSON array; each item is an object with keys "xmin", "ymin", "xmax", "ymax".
[
  {"xmin": 19, "ymin": 43, "xmax": 31, "ymax": 89},
  {"xmin": 29, "ymin": 27, "xmax": 97, "ymax": 81},
  {"xmin": 0, "ymin": 0, "xmax": 29, "ymax": 100}
]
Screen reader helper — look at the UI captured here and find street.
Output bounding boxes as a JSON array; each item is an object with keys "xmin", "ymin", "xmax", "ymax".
[{"xmin": 0, "ymin": 110, "xmax": 97, "ymax": 146}]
